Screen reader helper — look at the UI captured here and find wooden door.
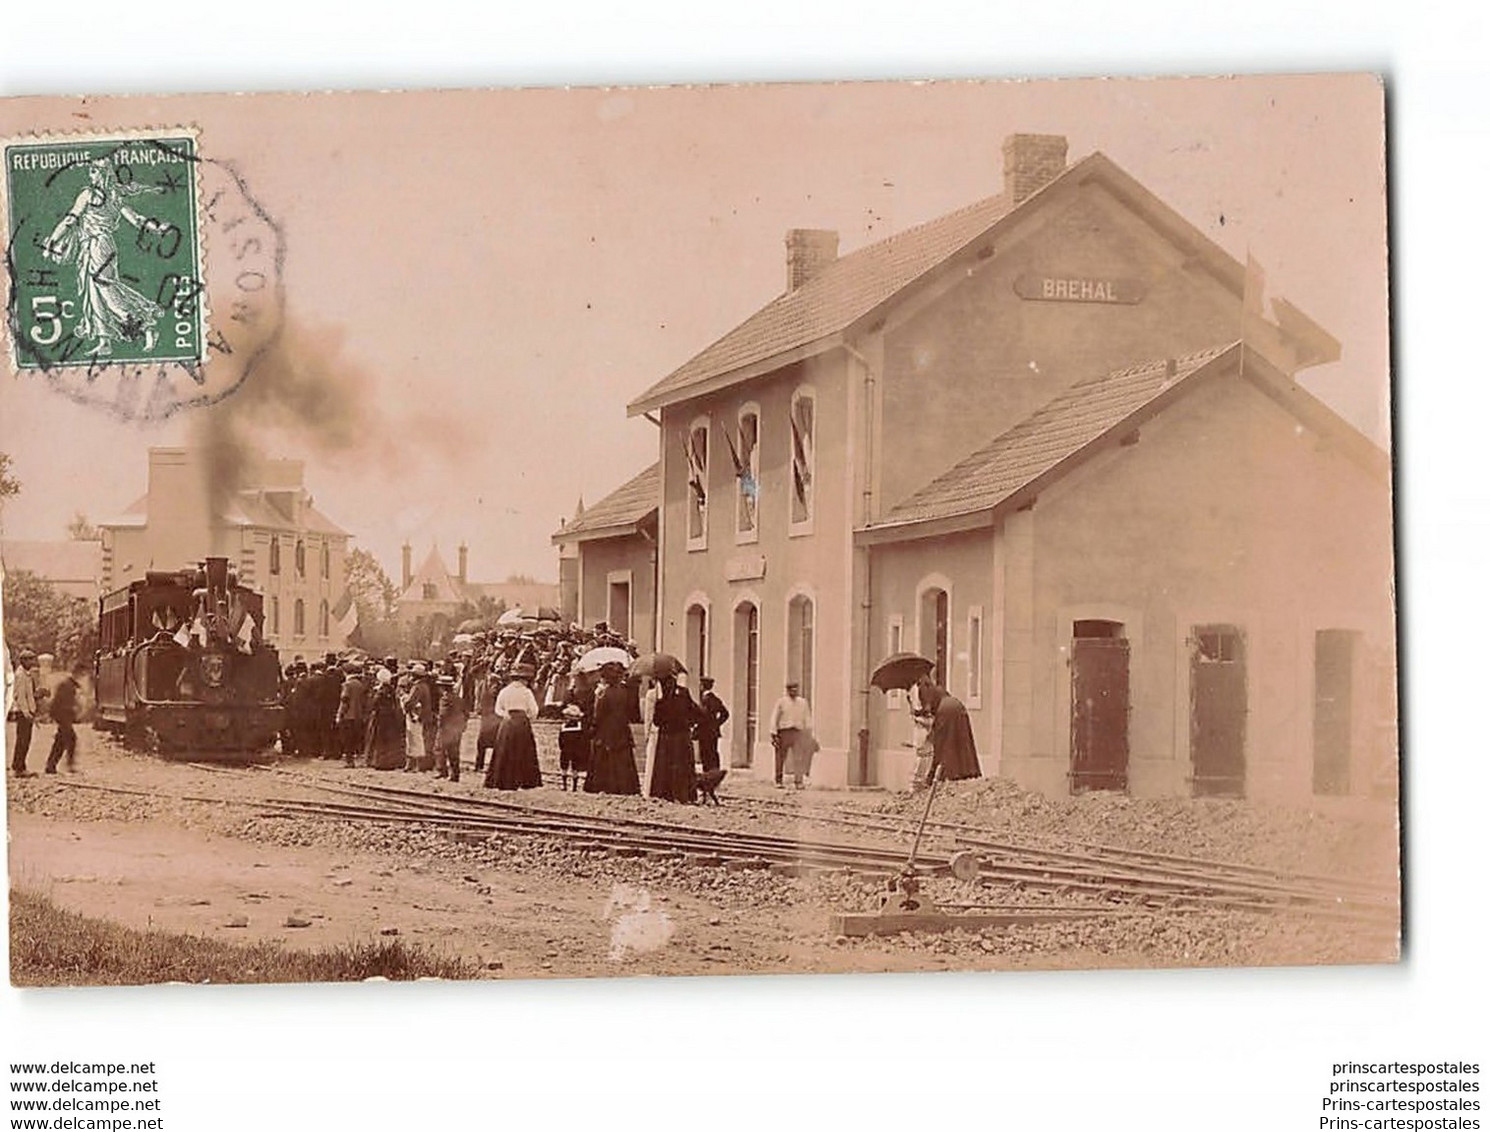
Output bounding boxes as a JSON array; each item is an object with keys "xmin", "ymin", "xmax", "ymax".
[
  {"xmin": 1070, "ymin": 634, "xmax": 1130, "ymax": 792},
  {"xmin": 1190, "ymin": 625, "xmax": 1247, "ymax": 796},
  {"xmin": 1313, "ymin": 629, "xmax": 1356, "ymax": 795}
]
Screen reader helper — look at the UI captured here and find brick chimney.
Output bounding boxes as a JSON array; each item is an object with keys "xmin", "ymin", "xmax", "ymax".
[
  {"xmin": 401, "ymin": 541, "xmax": 412, "ymax": 591},
  {"xmin": 1002, "ymin": 134, "xmax": 1068, "ymax": 205},
  {"xmin": 785, "ymin": 228, "xmax": 839, "ymax": 291},
  {"xmin": 457, "ymin": 542, "xmax": 468, "ymax": 587}
]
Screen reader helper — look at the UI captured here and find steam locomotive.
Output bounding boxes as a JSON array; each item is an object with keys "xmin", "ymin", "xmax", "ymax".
[{"xmin": 94, "ymin": 556, "xmax": 284, "ymax": 756}]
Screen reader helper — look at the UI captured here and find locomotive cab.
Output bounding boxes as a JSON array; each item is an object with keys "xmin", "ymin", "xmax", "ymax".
[{"xmin": 95, "ymin": 556, "xmax": 285, "ymax": 756}]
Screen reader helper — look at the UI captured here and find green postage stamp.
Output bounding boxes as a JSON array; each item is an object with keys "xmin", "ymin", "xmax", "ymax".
[{"xmin": 3, "ymin": 130, "xmax": 204, "ymax": 369}]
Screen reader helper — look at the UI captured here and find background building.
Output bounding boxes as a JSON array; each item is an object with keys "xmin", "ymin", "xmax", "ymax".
[
  {"xmin": 97, "ymin": 448, "xmax": 352, "ymax": 661},
  {"xmin": 394, "ymin": 543, "xmax": 559, "ymax": 628}
]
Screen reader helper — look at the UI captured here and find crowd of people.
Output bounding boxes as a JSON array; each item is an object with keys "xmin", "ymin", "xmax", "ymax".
[{"xmin": 277, "ymin": 621, "xmax": 736, "ymax": 803}]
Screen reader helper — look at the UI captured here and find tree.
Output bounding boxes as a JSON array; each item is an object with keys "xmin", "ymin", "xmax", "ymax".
[
  {"xmin": 345, "ymin": 548, "xmax": 396, "ymax": 622},
  {"xmin": 0, "ymin": 452, "xmax": 19, "ymax": 502},
  {"xmin": 2, "ymin": 570, "xmax": 96, "ymax": 667},
  {"xmin": 66, "ymin": 512, "xmax": 100, "ymax": 540}
]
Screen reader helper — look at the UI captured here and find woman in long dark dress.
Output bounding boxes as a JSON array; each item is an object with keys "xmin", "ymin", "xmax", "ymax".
[
  {"xmin": 484, "ymin": 667, "xmax": 543, "ymax": 790},
  {"xmin": 915, "ymin": 679, "xmax": 982, "ymax": 781},
  {"xmin": 648, "ymin": 674, "xmax": 700, "ymax": 803},
  {"xmin": 364, "ymin": 669, "xmax": 407, "ymax": 771},
  {"xmin": 584, "ymin": 666, "xmax": 640, "ymax": 796}
]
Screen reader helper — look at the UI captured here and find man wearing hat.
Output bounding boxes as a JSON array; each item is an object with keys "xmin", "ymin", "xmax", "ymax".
[
  {"xmin": 695, "ymin": 676, "xmax": 730, "ymax": 775},
  {"xmin": 402, "ymin": 662, "xmax": 437, "ymax": 772},
  {"xmin": 435, "ymin": 674, "xmax": 466, "ymax": 781},
  {"xmin": 768, "ymin": 680, "xmax": 813, "ymax": 788},
  {"xmin": 8, "ymin": 650, "xmax": 39, "ymax": 777}
]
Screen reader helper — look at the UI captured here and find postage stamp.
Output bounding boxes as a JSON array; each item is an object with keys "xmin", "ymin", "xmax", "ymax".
[
  {"xmin": 3, "ymin": 130, "xmax": 204, "ymax": 369},
  {"xmin": 1, "ymin": 127, "xmax": 284, "ymax": 421}
]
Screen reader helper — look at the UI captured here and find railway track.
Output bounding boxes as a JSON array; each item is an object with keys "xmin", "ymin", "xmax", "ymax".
[
  {"xmin": 34, "ymin": 766, "xmax": 1398, "ymax": 928},
  {"xmin": 252, "ymin": 771, "xmax": 1396, "ymax": 925}
]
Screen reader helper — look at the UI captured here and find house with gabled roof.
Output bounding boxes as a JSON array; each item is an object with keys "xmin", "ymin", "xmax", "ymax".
[
  {"xmin": 97, "ymin": 447, "xmax": 353, "ymax": 661},
  {"xmin": 625, "ymin": 133, "xmax": 1394, "ymax": 801},
  {"xmin": 551, "ymin": 463, "xmax": 659, "ymax": 647},
  {"xmin": 394, "ymin": 543, "xmax": 560, "ymax": 629}
]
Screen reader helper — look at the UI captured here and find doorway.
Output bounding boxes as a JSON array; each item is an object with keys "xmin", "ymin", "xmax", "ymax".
[
  {"xmin": 1190, "ymin": 624, "xmax": 1247, "ymax": 797},
  {"xmin": 1070, "ymin": 619, "xmax": 1129, "ymax": 792},
  {"xmin": 732, "ymin": 602, "xmax": 760, "ymax": 768}
]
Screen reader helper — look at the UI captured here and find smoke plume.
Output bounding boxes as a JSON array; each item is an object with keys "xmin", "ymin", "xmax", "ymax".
[{"xmin": 191, "ymin": 319, "xmax": 464, "ymax": 514}]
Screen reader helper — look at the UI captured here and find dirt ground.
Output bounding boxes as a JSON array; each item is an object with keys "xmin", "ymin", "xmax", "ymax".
[{"xmin": 5, "ymin": 720, "xmax": 1401, "ymax": 983}]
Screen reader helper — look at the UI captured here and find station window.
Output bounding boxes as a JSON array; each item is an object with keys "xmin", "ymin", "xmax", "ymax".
[
  {"xmin": 686, "ymin": 418, "xmax": 709, "ymax": 548},
  {"xmin": 789, "ymin": 389, "xmax": 815, "ymax": 529},
  {"xmin": 734, "ymin": 407, "xmax": 760, "ymax": 537}
]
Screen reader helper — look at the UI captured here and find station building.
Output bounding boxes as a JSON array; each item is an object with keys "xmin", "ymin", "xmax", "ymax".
[
  {"xmin": 551, "ymin": 463, "xmax": 659, "ymax": 647},
  {"xmin": 620, "ymin": 133, "xmax": 1394, "ymax": 802}
]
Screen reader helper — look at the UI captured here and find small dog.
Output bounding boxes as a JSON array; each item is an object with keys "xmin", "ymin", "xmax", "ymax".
[{"xmin": 694, "ymin": 768, "xmax": 727, "ymax": 805}]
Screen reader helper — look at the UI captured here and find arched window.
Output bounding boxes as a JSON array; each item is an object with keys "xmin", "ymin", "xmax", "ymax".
[
  {"xmin": 787, "ymin": 592, "xmax": 815, "ymax": 705},
  {"xmin": 294, "ymin": 539, "xmax": 306, "ymax": 577},
  {"xmin": 269, "ymin": 537, "xmax": 281, "ymax": 576},
  {"xmin": 319, "ymin": 599, "xmax": 330, "ymax": 638},
  {"xmin": 685, "ymin": 601, "xmax": 709, "ymax": 679},
  {"xmin": 321, "ymin": 542, "xmax": 331, "ymax": 579},
  {"xmin": 734, "ymin": 405, "xmax": 760, "ymax": 537},
  {"xmin": 686, "ymin": 417, "xmax": 709, "ymax": 547},
  {"xmin": 789, "ymin": 388, "xmax": 815, "ymax": 528},
  {"xmin": 293, "ymin": 598, "xmax": 305, "ymax": 637},
  {"xmin": 919, "ymin": 585, "xmax": 950, "ymax": 686}
]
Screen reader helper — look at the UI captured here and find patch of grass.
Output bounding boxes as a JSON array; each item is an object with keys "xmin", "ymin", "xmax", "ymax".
[{"xmin": 10, "ymin": 890, "xmax": 476, "ymax": 987}]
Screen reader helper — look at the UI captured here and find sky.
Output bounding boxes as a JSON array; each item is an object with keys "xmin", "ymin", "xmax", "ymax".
[{"xmin": 0, "ymin": 75, "xmax": 1388, "ymax": 583}]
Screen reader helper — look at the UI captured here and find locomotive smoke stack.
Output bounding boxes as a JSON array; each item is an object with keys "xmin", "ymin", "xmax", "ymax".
[{"xmin": 204, "ymin": 556, "xmax": 230, "ymax": 601}]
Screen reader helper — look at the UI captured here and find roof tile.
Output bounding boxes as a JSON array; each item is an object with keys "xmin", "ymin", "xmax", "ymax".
[
  {"xmin": 556, "ymin": 463, "xmax": 660, "ymax": 541},
  {"xmin": 872, "ymin": 345, "xmax": 1235, "ymax": 528}
]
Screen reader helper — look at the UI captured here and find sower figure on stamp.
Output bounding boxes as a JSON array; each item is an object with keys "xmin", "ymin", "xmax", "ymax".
[
  {"xmin": 696, "ymin": 676, "xmax": 729, "ymax": 775},
  {"xmin": 41, "ymin": 158, "xmax": 168, "ymax": 358}
]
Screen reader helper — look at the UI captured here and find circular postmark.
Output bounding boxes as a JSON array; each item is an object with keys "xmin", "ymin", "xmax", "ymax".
[{"xmin": 2, "ymin": 129, "xmax": 284, "ymax": 421}]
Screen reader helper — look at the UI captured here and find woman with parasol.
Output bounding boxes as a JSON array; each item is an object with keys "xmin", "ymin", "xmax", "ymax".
[{"xmin": 582, "ymin": 662, "xmax": 640, "ymax": 796}]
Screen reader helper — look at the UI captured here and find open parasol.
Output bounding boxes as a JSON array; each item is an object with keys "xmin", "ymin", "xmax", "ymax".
[
  {"xmin": 496, "ymin": 606, "xmax": 528, "ymax": 626},
  {"xmin": 574, "ymin": 645, "xmax": 633, "ymax": 673},
  {"xmin": 870, "ymin": 651, "xmax": 935, "ymax": 692},
  {"xmin": 629, "ymin": 652, "xmax": 686, "ymax": 679}
]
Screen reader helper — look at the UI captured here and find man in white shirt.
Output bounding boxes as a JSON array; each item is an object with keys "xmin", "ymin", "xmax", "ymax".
[
  {"xmin": 9, "ymin": 651, "xmax": 39, "ymax": 777},
  {"xmin": 767, "ymin": 681, "xmax": 813, "ymax": 788}
]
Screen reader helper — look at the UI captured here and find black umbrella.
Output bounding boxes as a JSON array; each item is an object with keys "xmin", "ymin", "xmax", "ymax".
[
  {"xmin": 870, "ymin": 651, "xmax": 934, "ymax": 692},
  {"xmin": 630, "ymin": 652, "xmax": 686, "ymax": 679}
]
